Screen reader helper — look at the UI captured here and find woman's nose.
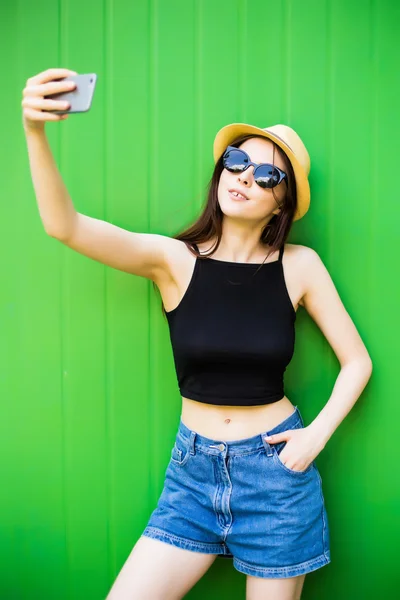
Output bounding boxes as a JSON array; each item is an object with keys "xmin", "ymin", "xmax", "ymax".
[{"xmin": 237, "ymin": 166, "xmax": 254, "ymax": 185}]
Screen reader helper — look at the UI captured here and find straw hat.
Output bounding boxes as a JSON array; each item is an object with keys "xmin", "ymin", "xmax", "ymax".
[{"xmin": 213, "ymin": 123, "xmax": 311, "ymax": 221}]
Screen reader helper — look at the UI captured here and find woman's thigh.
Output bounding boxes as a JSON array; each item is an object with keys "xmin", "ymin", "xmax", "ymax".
[
  {"xmin": 246, "ymin": 573, "xmax": 306, "ymax": 600},
  {"xmin": 106, "ymin": 535, "xmax": 218, "ymax": 600}
]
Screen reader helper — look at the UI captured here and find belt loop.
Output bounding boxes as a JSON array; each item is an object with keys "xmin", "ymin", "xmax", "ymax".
[
  {"xmin": 262, "ymin": 435, "xmax": 274, "ymax": 457},
  {"xmin": 189, "ymin": 431, "xmax": 196, "ymax": 455},
  {"xmin": 295, "ymin": 404, "xmax": 304, "ymax": 426}
]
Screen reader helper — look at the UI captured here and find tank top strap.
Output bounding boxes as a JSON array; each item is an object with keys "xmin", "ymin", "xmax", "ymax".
[{"xmin": 191, "ymin": 242, "xmax": 199, "ymax": 252}]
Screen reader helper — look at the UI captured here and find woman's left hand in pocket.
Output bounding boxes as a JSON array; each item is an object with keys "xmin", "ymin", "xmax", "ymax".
[{"xmin": 264, "ymin": 426, "xmax": 323, "ymax": 472}]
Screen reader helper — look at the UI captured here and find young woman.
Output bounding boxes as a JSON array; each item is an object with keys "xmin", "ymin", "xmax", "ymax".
[{"xmin": 22, "ymin": 68, "xmax": 373, "ymax": 600}]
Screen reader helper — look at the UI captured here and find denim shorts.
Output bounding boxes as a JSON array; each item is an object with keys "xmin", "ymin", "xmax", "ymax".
[{"xmin": 141, "ymin": 405, "xmax": 331, "ymax": 579}]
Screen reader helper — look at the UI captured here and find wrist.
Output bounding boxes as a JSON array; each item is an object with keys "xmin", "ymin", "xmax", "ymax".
[
  {"xmin": 23, "ymin": 122, "xmax": 46, "ymax": 138},
  {"xmin": 306, "ymin": 422, "xmax": 330, "ymax": 451}
]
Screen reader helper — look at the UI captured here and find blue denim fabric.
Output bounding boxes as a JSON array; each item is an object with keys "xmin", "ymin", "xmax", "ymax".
[{"xmin": 142, "ymin": 405, "xmax": 331, "ymax": 578}]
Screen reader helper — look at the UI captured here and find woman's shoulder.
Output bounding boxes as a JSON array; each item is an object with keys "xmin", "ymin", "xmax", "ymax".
[
  {"xmin": 285, "ymin": 242, "xmax": 319, "ymax": 264},
  {"xmin": 283, "ymin": 243, "xmax": 323, "ymax": 285}
]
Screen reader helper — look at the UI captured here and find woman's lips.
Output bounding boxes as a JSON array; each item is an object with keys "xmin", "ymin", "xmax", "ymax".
[{"xmin": 228, "ymin": 190, "xmax": 249, "ymax": 201}]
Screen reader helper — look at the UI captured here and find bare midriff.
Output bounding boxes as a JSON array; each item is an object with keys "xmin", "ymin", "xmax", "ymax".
[{"xmin": 180, "ymin": 395, "xmax": 296, "ymax": 441}]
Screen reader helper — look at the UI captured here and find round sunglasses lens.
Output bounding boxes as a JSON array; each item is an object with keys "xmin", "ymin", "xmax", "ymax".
[
  {"xmin": 255, "ymin": 165, "xmax": 280, "ymax": 188},
  {"xmin": 223, "ymin": 149, "xmax": 248, "ymax": 172}
]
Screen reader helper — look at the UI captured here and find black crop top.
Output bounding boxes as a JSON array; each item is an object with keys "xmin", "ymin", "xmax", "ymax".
[{"xmin": 165, "ymin": 243, "xmax": 296, "ymax": 406}]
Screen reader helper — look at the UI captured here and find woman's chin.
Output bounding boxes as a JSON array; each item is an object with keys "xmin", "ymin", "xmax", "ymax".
[{"xmin": 220, "ymin": 199, "xmax": 250, "ymax": 214}]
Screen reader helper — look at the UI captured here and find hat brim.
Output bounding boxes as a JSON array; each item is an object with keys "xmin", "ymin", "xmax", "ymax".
[{"xmin": 213, "ymin": 123, "xmax": 310, "ymax": 222}]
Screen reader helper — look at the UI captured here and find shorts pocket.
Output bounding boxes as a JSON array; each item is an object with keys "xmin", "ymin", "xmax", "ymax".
[
  {"xmin": 271, "ymin": 419, "xmax": 314, "ymax": 476},
  {"xmin": 170, "ymin": 434, "xmax": 191, "ymax": 467}
]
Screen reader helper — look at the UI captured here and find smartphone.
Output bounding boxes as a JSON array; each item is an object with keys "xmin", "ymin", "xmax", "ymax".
[{"xmin": 45, "ymin": 73, "xmax": 97, "ymax": 114}]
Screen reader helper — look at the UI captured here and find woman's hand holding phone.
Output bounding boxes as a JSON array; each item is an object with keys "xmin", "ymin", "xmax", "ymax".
[{"xmin": 22, "ymin": 67, "xmax": 78, "ymax": 133}]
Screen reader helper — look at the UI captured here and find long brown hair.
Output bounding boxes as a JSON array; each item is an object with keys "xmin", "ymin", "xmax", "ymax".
[{"xmin": 154, "ymin": 133, "xmax": 298, "ymax": 316}]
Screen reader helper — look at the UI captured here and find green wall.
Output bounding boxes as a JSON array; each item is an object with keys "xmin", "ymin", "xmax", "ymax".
[{"xmin": 1, "ymin": 0, "xmax": 398, "ymax": 598}]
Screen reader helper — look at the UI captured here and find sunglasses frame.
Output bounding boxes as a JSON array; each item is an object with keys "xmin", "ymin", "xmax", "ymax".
[{"xmin": 222, "ymin": 145, "xmax": 287, "ymax": 189}]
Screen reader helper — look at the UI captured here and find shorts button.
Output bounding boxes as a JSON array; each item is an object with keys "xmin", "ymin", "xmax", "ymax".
[{"xmin": 218, "ymin": 443, "xmax": 225, "ymax": 451}]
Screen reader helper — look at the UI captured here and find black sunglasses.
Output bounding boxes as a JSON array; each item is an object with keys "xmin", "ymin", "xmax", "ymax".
[{"xmin": 222, "ymin": 145, "xmax": 287, "ymax": 189}]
